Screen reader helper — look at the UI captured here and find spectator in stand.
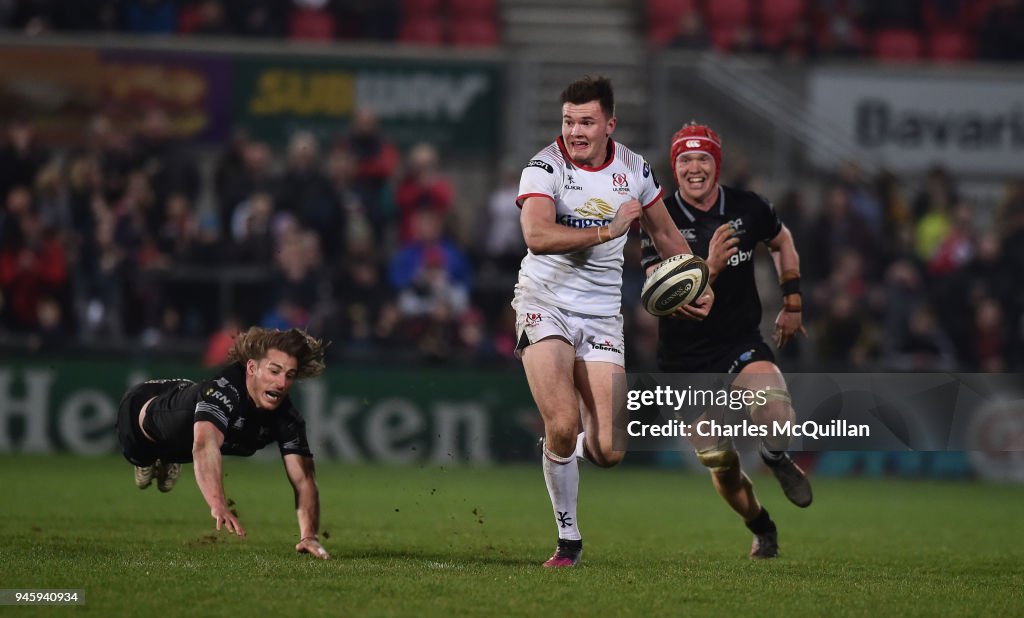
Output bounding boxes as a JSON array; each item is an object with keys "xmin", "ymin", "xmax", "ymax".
[
  {"xmin": 862, "ymin": 0, "xmax": 922, "ymax": 30},
  {"xmin": 325, "ymin": 148, "xmax": 371, "ymax": 250},
  {"xmin": 815, "ymin": 291, "xmax": 875, "ymax": 369},
  {"xmin": 814, "ymin": 0, "xmax": 866, "ymax": 57},
  {"xmin": 231, "ymin": 192, "xmax": 278, "ymax": 264},
  {"xmin": 85, "ymin": 114, "xmax": 139, "ymax": 207},
  {"xmin": 136, "ymin": 106, "xmax": 202, "ymax": 212},
  {"xmin": 275, "ymin": 131, "xmax": 345, "ymax": 261},
  {"xmin": 912, "ymin": 165, "xmax": 957, "ymax": 223},
  {"xmin": 122, "ymin": 0, "xmax": 178, "ymax": 34},
  {"xmin": 203, "ymin": 316, "xmax": 242, "ymax": 367},
  {"xmin": 6, "ymin": 0, "xmax": 56, "ymax": 33},
  {"xmin": 390, "ymin": 210, "xmax": 472, "ymax": 295},
  {"xmin": 730, "ymin": 24, "xmax": 768, "ymax": 54},
  {"xmin": 217, "ymin": 140, "xmax": 277, "ymax": 236},
  {"xmin": 805, "ymin": 185, "xmax": 874, "ymax": 281},
  {"xmin": 34, "ymin": 164, "xmax": 71, "ymax": 234},
  {"xmin": 267, "ymin": 228, "xmax": 326, "ymax": 330},
  {"xmin": 668, "ymin": 11, "xmax": 711, "ymax": 50},
  {"xmin": 978, "ymin": 0, "xmax": 1024, "ymax": 61},
  {"xmin": 334, "ymin": 254, "xmax": 398, "ymax": 353},
  {"xmin": 892, "ymin": 304, "xmax": 957, "ymax": 371},
  {"xmin": 0, "ymin": 117, "xmax": 48, "ymax": 204},
  {"xmin": 56, "ymin": 0, "xmax": 121, "ymax": 32},
  {"xmin": 970, "ymin": 297, "xmax": 1008, "ymax": 371},
  {"xmin": 226, "ymin": 0, "xmax": 287, "ymax": 37},
  {"xmin": 775, "ymin": 18, "xmax": 820, "ymax": 63},
  {"xmin": 477, "ymin": 162, "xmax": 526, "ymax": 273},
  {"xmin": 332, "ymin": 0, "xmax": 398, "ymax": 40},
  {"xmin": 395, "ymin": 142, "xmax": 455, "ymax": 245},
  {"xmin": 334, "ymin": 108, "xmax": 400, "ymax": 241},
  {"xmin": 186, "ymin": 0, "xmax": 233, "ymax": 36},
  {"xmin": 0, "ymin": 207, "xmax": 69, "ymax": 333}
]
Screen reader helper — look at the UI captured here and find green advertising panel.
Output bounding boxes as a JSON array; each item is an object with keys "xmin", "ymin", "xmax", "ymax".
[
  {"xmin": 0, "ymin": 360, "xmax": 537, "ymax": 463},
  {"xmin": 232, "ymin": 55, "xmax": 502, "ymax": 151}
]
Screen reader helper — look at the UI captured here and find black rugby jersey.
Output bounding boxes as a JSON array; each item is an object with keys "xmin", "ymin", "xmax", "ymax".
[
  {"xmin": 639, "ymin": 186, "xmax": 782, "ymax": 364},
  {"xmin": 139, "ymin": 362, "xmax": 312, "ymax": 463}
]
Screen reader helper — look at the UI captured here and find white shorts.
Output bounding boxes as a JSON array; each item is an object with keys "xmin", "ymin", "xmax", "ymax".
[{"xmin": 513, "ymin": 298, "xmax": 625, "ymax": 366}]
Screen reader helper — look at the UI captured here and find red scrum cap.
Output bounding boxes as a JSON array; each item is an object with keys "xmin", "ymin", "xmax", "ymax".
[{"xmin": 670, "ymin": 123, "xmax": 722, "ymax": 184}]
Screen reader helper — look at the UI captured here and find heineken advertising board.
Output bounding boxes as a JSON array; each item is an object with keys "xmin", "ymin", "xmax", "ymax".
[{"xmin": 0, "ymin": 361, "xmax": 537, "ymax": 463}]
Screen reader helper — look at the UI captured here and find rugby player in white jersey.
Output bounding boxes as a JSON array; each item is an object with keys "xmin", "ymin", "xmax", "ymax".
[{"xmin": 513, "ymin": 75, "xmax": 714, "ymax": 567}]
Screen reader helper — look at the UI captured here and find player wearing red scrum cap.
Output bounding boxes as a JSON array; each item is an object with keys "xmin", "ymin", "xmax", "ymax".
[{"xmin": 640, "ymin": 122, "xmax": 812, "ymax": 559}]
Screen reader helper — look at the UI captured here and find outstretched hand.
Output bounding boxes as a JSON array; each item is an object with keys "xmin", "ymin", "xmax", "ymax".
[
  {"xmin": 295, "ymin": 537, "xmax": 331, "ymax": 560},
  {"xmin": 212, "ymin": 504, "xmax": 246, "ymax": 537}
]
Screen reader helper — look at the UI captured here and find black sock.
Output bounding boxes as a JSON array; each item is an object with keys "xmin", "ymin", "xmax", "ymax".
[{"xmin": 745, "ymin": 507, "xmax": 776, "ymax": 535}]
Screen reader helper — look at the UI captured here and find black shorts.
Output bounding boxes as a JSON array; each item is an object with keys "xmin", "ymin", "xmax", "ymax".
[
  {"xmin": 116, "ymin": 382, "xmax": 170, "ymax": 467},
  {"xmin": 659, "ymin": 340, "xmax": 776, "ymax": 374}
]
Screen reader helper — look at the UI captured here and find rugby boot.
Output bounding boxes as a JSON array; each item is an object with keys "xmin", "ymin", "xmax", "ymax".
[
  {"xmin": 155, "ymin": 461, "xmax": 181, "ymax": 493},
  {"xmin": 134, "ymin": 464, "xmax": 156, "ymax": 489},
  {"xmin": 750, "ymin": 529, "xmax": 779, "ymax": 559},
  {"xmin": 543, "ymin": 538, "xmax": 583, "ymax": 568},
  {"xmin": 763, "ymin": 451, "xmax": 813, "ymax": 508}
]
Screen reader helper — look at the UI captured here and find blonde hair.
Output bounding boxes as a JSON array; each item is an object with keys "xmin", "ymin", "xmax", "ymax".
[{"xmin": 227, "ymin": 327, "xmax": 327, "ymax": 379}]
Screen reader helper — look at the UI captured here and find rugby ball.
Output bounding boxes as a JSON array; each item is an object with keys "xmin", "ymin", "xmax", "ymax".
[{"xmin": 640, "ymin": 254, "xmax": 709, "ymax": 316}]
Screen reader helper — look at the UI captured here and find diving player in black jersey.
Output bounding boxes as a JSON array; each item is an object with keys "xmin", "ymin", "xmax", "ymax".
[
  {"xmin": 640, "ymin": 123, "xmax": 811, "ymax": 559},
  {"xmin": 116, "ymin": 327, "xmax": 331, "ymax": 559}
]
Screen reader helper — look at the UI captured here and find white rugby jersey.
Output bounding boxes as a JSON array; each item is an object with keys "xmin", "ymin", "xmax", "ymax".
[{"xmin": 515, "ymin": 137, "xmax": 663, "ymax": 316}]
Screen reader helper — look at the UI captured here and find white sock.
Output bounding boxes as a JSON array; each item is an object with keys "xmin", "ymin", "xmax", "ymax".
[
  {"xmin": 542, "ymin": 445, "xmax": 581, "ymax": 541},
  {"xmin": 574, "ymin": 432, "xmax": 587, "ymax": 461}
]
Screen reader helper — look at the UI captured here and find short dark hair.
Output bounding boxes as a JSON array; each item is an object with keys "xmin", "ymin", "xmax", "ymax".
[
  {"xmin": 560, "ymin": 75, "xmax": 615, "ymax": 119},
  {"xmin": 228, "ymin": 327, "xmax": 327, "ymax": 379}
]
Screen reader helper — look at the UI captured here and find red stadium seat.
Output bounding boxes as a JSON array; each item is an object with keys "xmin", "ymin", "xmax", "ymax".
[
  {"xmin": 647, "ymin": 0, "xmax": 705, "ymax": 48},
  {"xmin": 759, "ymin": 0, "xmax": 806, "ymax": 24},
  {"xmin": 450, "ymin": 17, "xmax": 499, "ymax": 47},
  {"xmin": 649, "ymin": 21, "xmax": 681, "ymax": 47},
  {"xmin": 758, "ymin": 0, "xmax": 806, "ymax": 46},
  {"xmin": 289, "ymin": 7, "xmax": 336, "ymax": 41},
  {"xmin": 710, "ymin": 26, "xmax": 737, "ymax": 52},
  {"xmin": 873, "ymin": 28, "xmax": 923, "ymax": 60},
  {"xmin": 647, "ymin": 0, "xmax": 699, "ymax": 23},
  {"xmin": 399, "ymin": 15, "xmax": 445, "ymax": 45},
  {"xmin": 705, "ymin": 0, "xmax": 752, "ymax": 29},
  {"xmin": 929, "ymin": 30, "xmax": 974, "ymax": 61},
  {"xmin": 402, "ymin": 0, "xmax": 442, "ymax": 18},
  {"xmin": 449, "ymin": 0, "xmax": 497, "ymax": 20}
]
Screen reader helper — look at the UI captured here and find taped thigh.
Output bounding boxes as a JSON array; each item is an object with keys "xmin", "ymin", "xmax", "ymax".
[{"xmin": 747, "ymin": 386, "xmax": 792, "ymax": 417}]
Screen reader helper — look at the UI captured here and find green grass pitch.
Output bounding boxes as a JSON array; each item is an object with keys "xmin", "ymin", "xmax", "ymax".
[{"xmin": 1, "ymin": 455, "xmax": 1022, "ymax": 616}]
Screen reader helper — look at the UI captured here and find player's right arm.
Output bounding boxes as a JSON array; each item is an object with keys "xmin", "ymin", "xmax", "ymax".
[
  {"xmin": 520, "ymin": 196, "xmax": 639, "ymax": 255},
  {"xmin": 193, "ymin": 420, "xmax": 246, "ymax": 537}
]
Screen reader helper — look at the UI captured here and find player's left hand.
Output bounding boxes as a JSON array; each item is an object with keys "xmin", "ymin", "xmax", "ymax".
[
  {"xmin": 773, "ymin": 308, "xmax": 808, "ymax": 348},
  {"xmin": 674, "ymin": 285, "xmax": 715, "ymax": 321},
  {"xmin": 296, "ymin": 537, "xmax": 331, "ymax": 560}
]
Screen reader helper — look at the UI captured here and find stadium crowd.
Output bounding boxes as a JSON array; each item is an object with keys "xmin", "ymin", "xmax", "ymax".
[
  {"xmin": 3, "ymin": 1, "xmax": 1024, "ymax": 61},
  {"xmin": 1, "ymin": 0, "xmax": 1022, "ymax": 371},
  {"xmin": 2, "ymin": 107, "xmax": 1022, "ymax": 372}
]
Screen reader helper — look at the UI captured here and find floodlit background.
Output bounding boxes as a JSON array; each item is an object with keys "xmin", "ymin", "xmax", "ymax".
[{"xmin": 0, "ymin": 7, "xmax": 1022, "ymax": 612}]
